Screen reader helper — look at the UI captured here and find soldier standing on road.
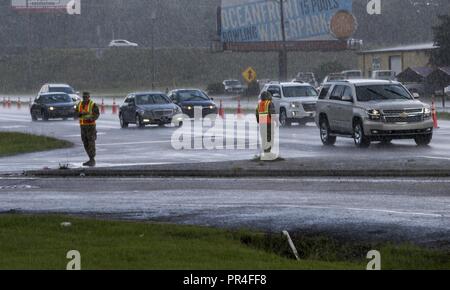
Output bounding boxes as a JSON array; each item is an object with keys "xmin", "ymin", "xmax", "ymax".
[
  {"xmin": 76, "ymin": 92, "xmax": 100, "ymax": 167},
  {"xmin": 256, "ymin": 91, "xmax": 276, "ymax": 157}
]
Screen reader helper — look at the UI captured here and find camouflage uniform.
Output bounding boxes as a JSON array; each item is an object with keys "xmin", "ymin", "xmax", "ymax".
[{"xmin": 81, "ymin": 124, "xmax": 98, "ymax": 160}]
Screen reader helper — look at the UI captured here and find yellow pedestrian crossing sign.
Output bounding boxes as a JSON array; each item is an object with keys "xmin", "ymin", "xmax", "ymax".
[{"xmin": 242, "ymin": 67, "xmax": 257, "ymax": 83}]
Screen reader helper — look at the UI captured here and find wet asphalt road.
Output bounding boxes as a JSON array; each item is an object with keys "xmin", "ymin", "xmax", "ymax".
[
  {"xmin": 1, "ymin": 107, "xmax": 450, "ymax": 246},
  {"xmin": 0, "ymin": 176, "xmax": 449, "ymax": 247},
  {"xmin": 1, "ymin": 107, "xmax": 450, "ymax": 172}
]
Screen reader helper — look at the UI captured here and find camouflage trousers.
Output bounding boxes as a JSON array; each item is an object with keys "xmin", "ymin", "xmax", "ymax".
[{"xmin": 80, "ymin": 125, "xmax": 97, "ymax": 159}]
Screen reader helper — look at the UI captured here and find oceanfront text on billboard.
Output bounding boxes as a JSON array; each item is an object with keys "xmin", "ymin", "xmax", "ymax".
[{"xmin": 221, "ymin": 0, "xmax": 353, "ymax": 42}]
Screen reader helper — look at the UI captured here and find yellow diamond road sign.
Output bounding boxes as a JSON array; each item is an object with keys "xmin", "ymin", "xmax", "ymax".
[{"xmin": 242, "ymin": 67, "xmax": 257, "ymax": 83}]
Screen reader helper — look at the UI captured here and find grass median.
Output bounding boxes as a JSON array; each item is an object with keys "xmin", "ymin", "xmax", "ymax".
[
  {"xmin": 0, "ymin": 215, "xmax": 448, "ymax": 270},
  {"xmin": 438, "ymin": 112, "xmax": 450, "ymax": 120},
  {"xmin": 0, "ymin": 132, "xmax": 72, "ymax": 157}
]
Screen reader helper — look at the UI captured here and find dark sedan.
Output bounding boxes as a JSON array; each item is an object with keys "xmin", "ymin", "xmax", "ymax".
[
  {"xmin": 119, "ymin": 92, "xmax": 183, "ymax": 128},
  {"xmin": 168, "ymin": 89, "xmax": 217, "ymax": 118},
  {"xmin": 30, "ymin": 93, "xmax": 77, "ymax": 121}
]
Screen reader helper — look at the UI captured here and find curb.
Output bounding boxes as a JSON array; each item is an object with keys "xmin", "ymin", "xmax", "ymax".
[{"xmin": 25, "ymin": 168, "xmax": 450, "ymax": 178}]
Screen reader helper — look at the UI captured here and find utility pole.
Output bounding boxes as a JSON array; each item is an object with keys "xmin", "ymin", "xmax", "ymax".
[
  {"xmin": 26, "ymin": 0, "xmax": 32, "ymax": 91},
  {"xmin": 151, "ymin": 10, "xmax": 157, "ymax": 90},
  {"xmin": 277, "ymin": 0, "xmax": 288, "ymax": 81}
]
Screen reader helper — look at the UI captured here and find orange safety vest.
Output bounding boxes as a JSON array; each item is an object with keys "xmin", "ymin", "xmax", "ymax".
[
  {"xmin": 77, "ymin": 100, "xmax": 96, "ymax": 126},
  {"xmin": 258, "ymin": 100, "xmax": 272, "ymax": 124}
]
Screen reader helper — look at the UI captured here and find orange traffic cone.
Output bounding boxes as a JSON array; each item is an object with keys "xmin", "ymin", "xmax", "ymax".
[
  {"xmin": 219, "ymin": 100, "xmax": 225, "ymax": 119},
  {"xmin": 432, "ymin": 98, "xmax": 439, "ymax": 129},
  {"xmin": 101, "ymin": 98, "xmax": 105, "ymax": 114},
  {"xmin": 237, "ymin": 96, "xmax": 243, "ymax": 118},
  {"xmin": 112, "ymin": 97, "xmax": 118, "ymax": 115}
]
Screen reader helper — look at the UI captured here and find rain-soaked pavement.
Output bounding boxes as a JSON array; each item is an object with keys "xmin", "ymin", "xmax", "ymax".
[
  {"xmin": 1, "ymin": 107, "xmax": 450, "ymax": 173},
  {"xmin": 0, "ymin": 176, "xmax": 449, "ymax": 248},
  {"xmin": 1, "ymin": 107, "xmax": 450, "ymax": 247}
]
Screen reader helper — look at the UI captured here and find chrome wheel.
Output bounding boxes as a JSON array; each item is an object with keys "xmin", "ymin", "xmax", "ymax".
[
  {"xmin": 280, "ymin": 110, "xmax": 287, "ymax": 127},
  {"xmin": 353, "ymin": 122, "xmax": 370, "ymax": 148},
  {"xmin": 354, "ymin": 125, "xmax": 362, "ymax": 145},
  {"xmin": 319, "ymin": 118, "xmax": 336, "ymax": 146},
  {"xmin": 136, "ymin": 115, "xmax": 144, "ymax": 128}
]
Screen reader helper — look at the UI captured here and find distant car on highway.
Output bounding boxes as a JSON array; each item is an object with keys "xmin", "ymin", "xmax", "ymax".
[
  {"xmin": 30, "ymin": 93, "xmax": 77, "ymax": 121},
  {"xmin": 39, "ymin": 83, "xmax": 81, "ymax": 102},
  {"xmin": 108, "ymin": 39, "xmax": 138, "ymax": 47},
  {"xmin": 341, "ymin": 70, "xmax": 363, "ymax": 79},
  {"xmin": 260, "ymin": 81, "xmax": 318, "ymax": 127},
  {"xmin": 167, "ymin": 89, "xmax": 217, "ymax": 118},
  {"xmin": 372, "ymin": 70, "xmax": 396, "ymax": 81},
  {"xmin": 223, "ymin": 80, "xmax": 245, "ymax": 94},
  {"xmin": 316, "ymin": 79, "xmax": 433, "ymax": 148},
  {"xmin": 321, "ymin": 73, "xmax": 346, "ymax": 86},
  {"xmin": 119, "ymin": 92, "xmax": 182, "ymax": 128},
  {"xmin": 294, "ymin": 72, "xmax": 318, "ymax": 87}
]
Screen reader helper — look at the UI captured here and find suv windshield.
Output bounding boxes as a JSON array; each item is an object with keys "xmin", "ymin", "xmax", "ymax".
[
  {"xmin": 49, "ymin": 87, "xmax": 75, "ymax": 94},
  {"xmin": 283, "ymin": 86, "xmax": 318, "ymax": 98},
  {"xmin": 356, "ymin": 85, "xmax": 413, "ymax": 102},
  {"xmin": 40, "ymin": 94, "xmax": 72, "ymax": 104},
  {"xmin": 136, "ymin": 94, "xmax": 170, "ymax": 105},
  {"xmin": 177, "ymin": 90, "xmax": 209, "ymax": 102}
]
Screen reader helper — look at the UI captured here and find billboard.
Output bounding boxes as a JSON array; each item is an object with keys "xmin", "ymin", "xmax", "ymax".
[
  {"xmin": 221, "ymin": 0, "xmax": 353, "ymax": 43},
  {"xmin": 12, "ymin": 0, "xmax": 73, "ymax": 12}
]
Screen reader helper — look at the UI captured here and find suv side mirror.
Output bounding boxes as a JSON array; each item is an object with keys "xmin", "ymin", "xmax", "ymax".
[
  {"xmin": 342, "ymin": 95, "xmax": 353, "ymax": 102},
  {"xmin": 413, "ymin": 93, "xmax": 420, "ymax": 99}
]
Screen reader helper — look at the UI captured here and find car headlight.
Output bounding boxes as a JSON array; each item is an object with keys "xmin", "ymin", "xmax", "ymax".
[
  {"xmin": 73, "ymin": 105, "xmax": 77, "ymax": 109},
  {"xmin": 291, "ymin": 103, "xmax": 297, "ymax": 109},
  {"xmin": 49, "ymin": 107, "xmax": 55, "ymax": 111},
  {"xmin": 367, "ymin": 109, "xmax": 381, "ymax": 121},
  {"xmin": 185, "ymin": 106, "xmax": 193, "ymax": 110},
  {"xmin": 209, "ymin": 105, "xmax": 215, "ymax": 110},
  {"xmin": 424, "ymin": 107, "xmax": 432, "ymax": 119}
]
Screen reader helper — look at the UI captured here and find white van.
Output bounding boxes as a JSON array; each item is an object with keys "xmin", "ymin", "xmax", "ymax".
[{"xmin": 372, "ymin": 70, "xmax": 396, "ymax": 81}]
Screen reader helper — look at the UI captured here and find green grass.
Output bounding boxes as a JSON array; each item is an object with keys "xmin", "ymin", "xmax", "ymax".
[
  {"xmin": 437, "ymin": 112, "xmax": 450, "ymax": 120},
  {"xmin": 0, "ymin": 132, "xmax": 72, "ymax": 157},
  {"xmin": 0, "ymin": 215, "xmax": 358, "ymax": 270},
  {"xmin": 0, "ymin": 215, "xmax": 448, "ymax": 270}
]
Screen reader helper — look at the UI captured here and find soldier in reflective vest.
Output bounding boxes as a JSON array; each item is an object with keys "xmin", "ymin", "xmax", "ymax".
[
  {"xmin": 76, "ymin": 92, "xmax": 100, "ymax": 167},
  {"xmin": 256, "ymin": 91, "xmax": 276, "ymax": 154}
]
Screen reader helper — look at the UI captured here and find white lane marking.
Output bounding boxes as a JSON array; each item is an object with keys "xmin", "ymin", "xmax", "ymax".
[
  {"xmin": 421, "ymin": 156, "xmax": 450, "ymax": 161},
  {"xmin": 63, "ymin": 132, "xmax": 107, "ymax": 138},
  {"xmin": 96, "ymin": 140, "xmax": 170, "ymax": 146},
  {"xmin": 129, "ymin": 202, "xmax": 447, "ymax": 218},
  {"xmin": 0, "ymin": 125, "xmax": 27, "ymax": 129},
  {"xmin": 0, "ymin": 117, "xmax": 30, "ymax": 123},
  {"xmin": 277, "ymin": 204, "xmax": 447, "ymax": 218}
]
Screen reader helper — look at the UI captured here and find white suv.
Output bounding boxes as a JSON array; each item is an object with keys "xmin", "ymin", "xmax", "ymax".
[
  {"xmin": 39, "ymin": 83, "xmax": 80, "ymax": 102},
  {"xmin": 259, "ymin": 82, "xmax": 318, "ymax": 127}
]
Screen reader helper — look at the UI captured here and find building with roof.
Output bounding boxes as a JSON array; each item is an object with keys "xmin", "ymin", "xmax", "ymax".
[{"xmin": 358, "ymin": 42, "xmax": 438, "ymax": 78}]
